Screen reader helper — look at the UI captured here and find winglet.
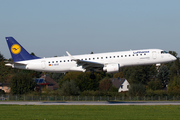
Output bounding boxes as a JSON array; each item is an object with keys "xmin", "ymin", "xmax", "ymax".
[
  {"xmin": 66, "ymin": 51, "xmax": 72, "ymax": 57},
  {"xmin": 66, "ymin": 51, "xmax": 77, "ymax": 60}
]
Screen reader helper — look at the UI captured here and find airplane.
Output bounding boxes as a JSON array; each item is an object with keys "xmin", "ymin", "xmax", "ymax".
[{"xmin": 5, "ymin": 37, "xmax": 177, "ymax": 73}]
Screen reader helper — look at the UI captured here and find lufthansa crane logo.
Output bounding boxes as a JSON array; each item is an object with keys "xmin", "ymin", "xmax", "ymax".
[{"xmin": 11, "ymin": 44, "xmax": 21, "ymax": 54}]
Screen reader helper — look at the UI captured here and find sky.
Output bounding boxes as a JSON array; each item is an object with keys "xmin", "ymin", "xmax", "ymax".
[{"xmin": 1, "ymin": 0, "xmax": 180, "ymax": 59}]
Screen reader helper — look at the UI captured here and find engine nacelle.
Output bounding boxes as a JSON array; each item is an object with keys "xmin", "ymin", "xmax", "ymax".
[
  {"xmin": 103, "ymin": 64, "xmax": 120, "ymax": 73},
  {"xmin": 156, "ymin": 63, "xmax": 161, "ymax": 67}
]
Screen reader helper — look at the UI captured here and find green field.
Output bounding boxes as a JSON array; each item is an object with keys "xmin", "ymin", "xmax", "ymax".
[{"xmin": 0, "ymin": 105, "xmax": 180, "ymax": 120}]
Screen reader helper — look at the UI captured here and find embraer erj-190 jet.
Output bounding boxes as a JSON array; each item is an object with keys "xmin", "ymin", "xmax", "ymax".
[{"xmin": 5, "ymin": 37, "xmax": 176, "ymax": 73}]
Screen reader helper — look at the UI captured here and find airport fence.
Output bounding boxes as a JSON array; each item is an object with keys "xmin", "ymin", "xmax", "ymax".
[{"xmin": 1, "ymin": 95, "xmax": 180, "ymax": 101}]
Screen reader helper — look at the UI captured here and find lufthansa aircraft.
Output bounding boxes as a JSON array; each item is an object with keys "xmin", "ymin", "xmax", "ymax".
[{"xmin": 5, "ymin": 37, "xmax": 176, "ymax": 73}]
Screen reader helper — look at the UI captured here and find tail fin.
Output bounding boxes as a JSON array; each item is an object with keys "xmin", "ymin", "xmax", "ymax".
[{"xmin": 6, "ymin": 37, "xmax": 40, "ymax": 62}]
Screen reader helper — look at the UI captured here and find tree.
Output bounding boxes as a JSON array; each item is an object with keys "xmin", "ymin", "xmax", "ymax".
[
  {"xmin": 147, "ymin": 78, "xmax": 162, "ymax": 90},
  {"xmin": 59, "ymin": 80, "xmax": 80, "ymax": 96},
  {"xmin": 157, "ymin": 65, "xmax": 170, "ymax": 88},
  {"xmin": 0, "ymin": 52, "xmax": 4, "ymax": 62},
  {"xmin": 59, "ymin": 72, "xmax": 103, "ymax": 91},
  {"xmin": 0, "ymin": 89, "xmax": 5, "ymax": 95},
  {"xmin": 121, "ymin": 66, "xmax": 135, "ymax": 80},
  {"xmin": 0, "ymin": 53, "xmax": 8, "ymax": 83},
  {"xmin": 11, "ymin": 72, "xmax": 36, "ymax": 94},
  {"xmin": 128, "ymin": 83, "xmax": 146, "ymax": 96},
  {"xmin": 99, "ymin": 78, "xmax": 112, "ymax": 91},
  {"xmin": 169, "ymin": 57, "xmax": 180, "ymax": 79},
  {"xmin": 169, "ymin": 51, "xmax": 178, "ymax": 58},
  {"xmin": 168, "ymin": 76, "xmax": 180, "ymax": 96},
  {"xmin": 113, "ymin": 71, "xmax": 124, "ymax": 78},
  {"xmin": 30, "ymin": 52, "xmax": 36, "ymax": 56},
  {"xmin": 0, "ymin": 61, "xmax": 15, "ymax": 83},
  {"xmin": 51, "ymin": 73, "xmax": 64, "ymax": 83},
  {"xmin": 166, "ymin": 51, "xmax": 178, "ymax": 70},
  {"xmin": 128, "ymin": 65, "xmax": 157, "ymax": 85},
  {"xmin": 109, "ymin": 85, "xmax": 118, "ymax": 92}
]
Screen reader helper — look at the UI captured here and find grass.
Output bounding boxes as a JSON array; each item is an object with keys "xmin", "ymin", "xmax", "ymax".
[{"xmin": 0, "ymin": 105, "xmax": 180, "ymax": 120}]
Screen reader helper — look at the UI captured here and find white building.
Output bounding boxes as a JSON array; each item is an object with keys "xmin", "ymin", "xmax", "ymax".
[{"xmin": 110, "ymin": 78, "xmax": 130, "ymax": 92}]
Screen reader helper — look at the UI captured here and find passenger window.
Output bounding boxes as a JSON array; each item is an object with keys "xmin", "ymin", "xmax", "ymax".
[
  {"xmin": 140, "ymin": 54, "xmax": 142, "ymax": 56},
  {"xmin": 48, "ymin": 61, "xmax": 50, "ymax": 63},
  {"xmin": 101, "ymin": 57, "xmax": 103, "ymax": 59},
  {"xmin": 129, "ymin": 55, "xmax": 131, "ymax": 57},
  {"xmin": 52, "ymin": 61, "xmax": 54, "ymax": 63},
  {"xmin": 125, "ymin": 55, "xmax": 127, "ymax": 57},
  {"xmin": 93, "ymin": 58, "xmax": 95, "ymax": 60},
  {"xmin": 114, "ymin": 56, "xmax": 115, "ymax": 58},
  {"xmin": 121, "ymin": 55, "xmax": 123, "ymax": 57},
  {"xmin": 110, "ymin": 56, "xmax": 111, "ymax": 58},
  {"xmin": 136, "ymin": 54, "xmax": 138, "ymax": 56},
  {"xmin": 97, "ymin": 57, "xmax": 99, "ymax": 59},
  {"xmin": 89, "ymin": 58, "xmax": 91, "ymax": 60},
  {"xmin": 64, "ymin": 60, "xmax": 66, "ymax": 62},
  {"xmin": 85, "ymin": 58, "xmax": 87, "ymax": 60},
  {"xmin": 106, "ymin": 57, "xmax": 108, "ymax": 59},
  {"xmin": 117, "ymin": 56, "xmax": 119, "ymax": 58},
  {"xmin": 60, "ymin": 61, "xmax": 62, "ymax": 62},
  {"xmin": 56, "ymin": 61, "xmax": 58, "ymax": 63}
]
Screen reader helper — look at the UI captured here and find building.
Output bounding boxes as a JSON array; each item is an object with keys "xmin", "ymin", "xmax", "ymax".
[
  {"xmin": 0, "ymin": 83, "xmax": 11, "ymax": 93},
  {"xmin": 34, "ymin": 75, "xmax": 59, "ymax": 90},
  {"xmin": 110, "ymin": 78, "xmax": 130, "ymax": 92}
]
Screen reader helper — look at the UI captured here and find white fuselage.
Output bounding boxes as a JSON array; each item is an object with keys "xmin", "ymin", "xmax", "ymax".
[{"xmin": 12, "ymin": 49, "xmax": 176, "ymax": 73}]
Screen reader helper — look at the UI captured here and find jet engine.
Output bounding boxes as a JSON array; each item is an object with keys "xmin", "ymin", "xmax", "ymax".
[{"xmin": 103, "ymin": 64, "xmax": 120, "ymax": 73}]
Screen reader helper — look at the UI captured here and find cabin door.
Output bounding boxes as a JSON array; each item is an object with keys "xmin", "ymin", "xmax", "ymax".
[
  {"xmin": 152, "ymin": 51, "xmax": 157, "ymax": 59},
  {"xmin": 41, "ymin": 60, "xmax": 46, "ymax": 69}
]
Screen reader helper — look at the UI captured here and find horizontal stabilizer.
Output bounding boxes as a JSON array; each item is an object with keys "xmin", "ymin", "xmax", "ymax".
[
  {"xmin": 5, "ymin": 63, "xmax": 12, "ymax": 67},
  {"xmin": 5, "ymin": 62, "xmax": 27, "ymax": 69}
]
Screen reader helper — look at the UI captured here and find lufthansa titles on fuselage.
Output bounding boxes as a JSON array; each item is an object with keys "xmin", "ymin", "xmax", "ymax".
[{"xmin": 133, "ymin": 51, "xmax": 149, "ymax": 54}]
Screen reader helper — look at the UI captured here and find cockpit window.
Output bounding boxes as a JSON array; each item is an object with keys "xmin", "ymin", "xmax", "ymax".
[{"xmin": 161, "ymin": 51, "xmax": 168, "ymax": 54}]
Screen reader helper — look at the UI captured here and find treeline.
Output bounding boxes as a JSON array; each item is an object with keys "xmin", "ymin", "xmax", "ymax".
[{"xmin": 0, "ymin": 51, "xmax": 180, "ymax": 97}]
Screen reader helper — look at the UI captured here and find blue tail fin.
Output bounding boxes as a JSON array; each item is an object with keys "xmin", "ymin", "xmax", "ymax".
[{"xmin": 6, "ymin": 37, "xmax": 40, "ymax": 62}]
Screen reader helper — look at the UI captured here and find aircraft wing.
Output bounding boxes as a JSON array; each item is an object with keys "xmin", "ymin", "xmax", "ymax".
[
  {"xmin": 76, "ymin": 59, "xmax": 104, "ymax": 70},
  {"xmin": 66, "ymin": 51, "xmax": 104, "ymax": 71}
]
